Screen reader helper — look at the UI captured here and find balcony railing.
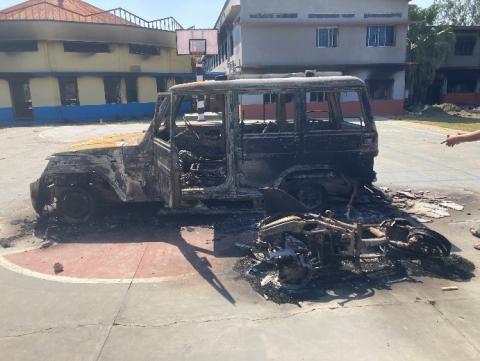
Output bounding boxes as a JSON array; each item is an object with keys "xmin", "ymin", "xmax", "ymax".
[{"xmin": 0, "ymin": 2, "xmax": 183, "ymax": 32}]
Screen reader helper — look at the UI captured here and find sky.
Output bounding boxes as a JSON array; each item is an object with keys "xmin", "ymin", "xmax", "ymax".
[{"xmin": 0, "ymin": 0, "xmax": 436, "ymax": 28}]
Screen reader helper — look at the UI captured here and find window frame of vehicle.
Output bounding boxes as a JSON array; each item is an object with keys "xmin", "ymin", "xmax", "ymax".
[
  {"xmin": 366, "ymin": 25, "xmax": 395, "ymax": 47},
  {"xmin": 316, "ymin": 27, "xmax": 339, "ymax": 48}
]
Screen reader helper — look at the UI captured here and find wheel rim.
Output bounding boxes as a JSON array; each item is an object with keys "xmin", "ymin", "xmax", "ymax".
[{"xmin": 60, "ymin": 189, "xmax": 93, "ymax": 222}]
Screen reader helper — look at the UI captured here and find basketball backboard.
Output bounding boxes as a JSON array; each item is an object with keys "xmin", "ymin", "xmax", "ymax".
[{"xmin": 176, "ymin": 29, "xmax": 219, "ymax": 56}]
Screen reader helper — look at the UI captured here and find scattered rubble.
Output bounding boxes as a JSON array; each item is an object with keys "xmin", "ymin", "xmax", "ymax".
[
  {"xmin": 386, "ymin": 189, "xmax": 464, "ymax": 220},
  {"xmin": 442, "ymin": 286, "xmax": 459, "ymax": 292}
]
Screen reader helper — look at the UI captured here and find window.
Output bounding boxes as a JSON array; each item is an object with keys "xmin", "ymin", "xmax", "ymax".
[
  {"xmin": 263, "ymin": 94, "xmax": 278, "ymax": 105},
  {"xmin": 306, "ymin": 91, "xmax": 367, "ymax": 131},
  {"xmin": 309, "ymin": 92, "xmax": 326, "ymax": 102},
  {"xmin": 0, "ymin": 41, "xmax": 38, "ymax": 52},
  {"xmin": 275, "ymin": 13, "xmax": 298, "ymax": 19},
  {"xmin": 125, "ymin": 77, "xmax": 138, "ymax": 103},
  {"xmin": 129, "ymin": 44, "xmax": 161, "ymax": 56},
  {"xmin": 367, "ymin": 79, "xmax": 394, "ymax": 100},
  {"xmin": 316, "ymin": 28, "xmax": 338, "ymax": 48},
  {"xmin": 104, "ymin": 77, "xmax": 122, "ymax": 104},
  {"xmin": 309, "ymin": 14, "xmax": 354, "ymax": 19},
  {"xmin": 250, "ymin": 13, "xmax": 275, "ymax": 19},
  {"xmin": 367, "ymin": 26, "xmax": 395, "ymax": 47},
  {"xmin": 58, "ymin": 77, "xmax": 79, "ymax": 106},
  {"xmin": 239, "ymin": 93, "xmax": 296, "ymax": 134},
  {"xmin": 156, "ymin": 77, "xmax": 168, "ymax": 92},
  {"xmin": 455, "ymin": 36, "xmax": 476, "ymax": 56},
  {"xmin": 64, "ymin": 41, "xmax": 110, "ymax": 53},
  {"xmin": 447, "ymin": 79, "xmax": 477, "ymax": 93},
  {"xmin": 364, "ymin": 13, "xmax": 402, "ymax": 19}
]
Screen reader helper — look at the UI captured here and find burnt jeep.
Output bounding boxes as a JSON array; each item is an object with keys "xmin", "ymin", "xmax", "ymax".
[{"xmin": 31, "ymin": 75, "xmax": 378, "ymax": 223}]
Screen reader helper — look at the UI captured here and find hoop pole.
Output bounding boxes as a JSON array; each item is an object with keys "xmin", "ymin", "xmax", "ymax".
[{"xmin": 195, "ymin": 55, "xmax": 205, "ymax": 121}]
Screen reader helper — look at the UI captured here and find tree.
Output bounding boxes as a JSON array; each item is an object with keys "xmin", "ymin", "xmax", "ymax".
[
  {"xmin": 435, "ymin": 0, "xmax": 480, "ymax": 26},
  {"xmin": 406, "ymin": 5, "xmax": 454, "ymax": 105}
]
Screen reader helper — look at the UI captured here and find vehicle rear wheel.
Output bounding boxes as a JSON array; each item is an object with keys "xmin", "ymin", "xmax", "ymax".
[
  {"xmin": 288, "ymin": 182, "xmax": 327, "ymax": 211},
  {"xmin": 57, "ymin": 186, "xmax": 96, "ymax": 224}
]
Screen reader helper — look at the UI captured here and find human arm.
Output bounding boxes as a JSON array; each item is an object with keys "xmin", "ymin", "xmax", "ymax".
[{"xmin": 442, "ymin": 130, "xmax": 480, "ymax": 147}]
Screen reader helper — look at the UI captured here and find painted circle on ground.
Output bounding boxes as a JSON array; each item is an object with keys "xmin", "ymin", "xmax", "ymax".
[{"xmin": 0, "ymin": 226, "xmax": 242, "ymax": 284}]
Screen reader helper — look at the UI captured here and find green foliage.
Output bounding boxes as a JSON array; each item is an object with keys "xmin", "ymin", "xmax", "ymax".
[
  {"xmin": 407, "ymin": 5, "xmax": 454, "ymax": 105},
  {"xmin": 435, "ymin": 0, "xmax": 480, "ymax": 26}
]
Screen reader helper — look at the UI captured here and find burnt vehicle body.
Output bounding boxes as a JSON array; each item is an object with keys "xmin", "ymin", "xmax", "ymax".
[{"xmin": 30, "ymin": 75, "xmax": 378, "ymax": 223}]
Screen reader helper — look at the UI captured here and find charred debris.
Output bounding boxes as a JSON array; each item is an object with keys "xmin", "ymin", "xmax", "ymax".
[{"xmin": 235, "ymin": 186, "xmax": 472, "ymax": 304}]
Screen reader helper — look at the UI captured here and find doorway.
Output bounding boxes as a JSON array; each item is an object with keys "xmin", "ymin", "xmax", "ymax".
[{"xmin": 9, "ymin": 78, "xmax": 33, "ymax": 120}]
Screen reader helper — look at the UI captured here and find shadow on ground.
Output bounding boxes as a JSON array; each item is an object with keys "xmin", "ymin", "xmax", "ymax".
[{"xmin": 4, "ymin": 195, "xmax": 476, "ymax": 306}]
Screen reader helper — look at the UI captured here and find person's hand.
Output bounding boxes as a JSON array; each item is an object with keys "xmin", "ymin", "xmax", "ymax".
[{"xmin": 442, "ymin": 134, "xmax": 463, "ymax": 147}]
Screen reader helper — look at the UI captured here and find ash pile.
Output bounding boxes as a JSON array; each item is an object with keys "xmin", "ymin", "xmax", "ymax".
[
  {"xmin": 237, "ymin": 212, "xmax": 458, "ymax": 303},
  {"xmin": 383, "ymin": 188, "xmax": 464, "ymax": 222}
]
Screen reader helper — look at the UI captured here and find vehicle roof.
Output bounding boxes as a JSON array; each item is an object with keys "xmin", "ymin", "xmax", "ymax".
[{"xmin": 170, "ymin": 76, "xmax": 366, "ymax": 94}]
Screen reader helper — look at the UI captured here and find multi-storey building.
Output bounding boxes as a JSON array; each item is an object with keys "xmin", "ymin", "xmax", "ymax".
[
  {"xmin": 0, "ymin": 0, "xmax": 193, "ymax": 124},
  {"xmin": 432, "ymin": 26, "xmax": 480, "ymax": 106},
  {"xmin": 205, "ymin": 0, "xmax": 411, "ymax": 115}
]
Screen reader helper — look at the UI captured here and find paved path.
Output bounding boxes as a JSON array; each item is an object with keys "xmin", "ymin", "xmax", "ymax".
[{"xmin": 0, "ymin": 120, "xmax": 479, "ymax": 361}]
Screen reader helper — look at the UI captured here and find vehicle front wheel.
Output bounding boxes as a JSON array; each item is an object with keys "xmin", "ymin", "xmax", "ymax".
[{"xmin": 57, "ymin": 186, "xmax": 96, "ymax": 224}]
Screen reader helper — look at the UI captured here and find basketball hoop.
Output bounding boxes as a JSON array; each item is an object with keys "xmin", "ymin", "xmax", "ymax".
[
  {"xmin": 176, "ymin": 29, "xmax": 219, "ymax": 121},
  {"xmin": 176, "ymin": 29, "xmax": 219, "ymax": 56}
]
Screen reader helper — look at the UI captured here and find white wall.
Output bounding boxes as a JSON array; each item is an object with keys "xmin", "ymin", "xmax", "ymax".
[{"xmin": 241, "ymin": 24, "xmax": 408, "ymax": 67}]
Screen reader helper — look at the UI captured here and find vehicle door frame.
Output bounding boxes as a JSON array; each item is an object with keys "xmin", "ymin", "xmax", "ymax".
[
  {"xmin": 170, "ymin": 90, "xmax": 239, "ymax": 199},
  {"xmin": 152, "ymin": 92, "xmax": 182, "ymax": 208}
]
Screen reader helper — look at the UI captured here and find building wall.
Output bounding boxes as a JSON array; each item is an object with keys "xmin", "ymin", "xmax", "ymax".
[
  {"xmin": 30, "ymin": 77, "xmax": 60, "ymax": 107},
  {"xmin": 0, "ymin": 79, "xmax": 13, "ymax": 122},
  {"xmin": 238, "ymin": 0, "xmax": 409, "ymax": 67},
  {"xmin": 241, "ymin": 24, "xmax": 408, "ymax": 67},
  {"xmin": 437, "ymin": 29, "xmax": 480, "ymax": 106},
  {"xmin": 240, "ymin": 0, "xmax": 408, "ymax": 16},
  {"xmin": 78, "ymin": 77, "xmax": 106, "ymax": 105},
  {"xmin": 0, "ymin": 41, "xmax": 191, "ymax": 74},
  {"xmin": 138, "ymin": 76, "xmax": 158, "ymax": 103},
  {"xmin": 0, "ymin": 31, "xmax": 194, "ymax": 124},
  {"xmin": 208, "ymin": 0, "xmax": 409, "ymax": 116},
  {"xmin": 443, "ymin": 30, "xmax": 480, "ymax": 68}
]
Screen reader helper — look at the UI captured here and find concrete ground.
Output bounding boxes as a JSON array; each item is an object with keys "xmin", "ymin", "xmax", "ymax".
[{"xmin": 0, "ymin": 120, "xmax": 479, "ymax": 361}]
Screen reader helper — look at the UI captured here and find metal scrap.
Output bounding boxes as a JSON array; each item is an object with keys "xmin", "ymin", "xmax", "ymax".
[{"xmin": 240, "ymin": 213, "xmax": 452, "ymax": 292}]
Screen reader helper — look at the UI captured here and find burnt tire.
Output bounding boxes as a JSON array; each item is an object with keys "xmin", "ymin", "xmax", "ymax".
[
  {"xmin": 57, "ymin": 186, "xmax": 96, "ymax": 224},
  {"xmin": 387, "ymin": 228, "xmax": 452, "ymax": 258},
  {"xmin": 288, "ymin": 182, "xmax": 327, "ymax": 211},
  {"xmin": 406, "ymin": 228, "xmax": 452, "ymax": 258}
]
